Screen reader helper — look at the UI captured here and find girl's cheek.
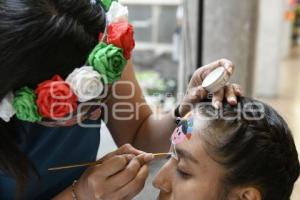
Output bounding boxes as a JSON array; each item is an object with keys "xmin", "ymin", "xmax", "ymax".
[{"xmin": 173, "ymin": 178, "xmax": 201, "ymax": 200}]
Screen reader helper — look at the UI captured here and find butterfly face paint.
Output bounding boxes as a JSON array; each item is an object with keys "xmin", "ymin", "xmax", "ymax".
[{"xmin": 171, "ymin": 112, "xmax": 194, "ymax": 145}]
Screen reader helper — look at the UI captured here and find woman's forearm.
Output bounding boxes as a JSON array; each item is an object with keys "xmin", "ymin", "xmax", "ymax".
[
  {"xmin": 133, "ymin": 110, "xmax": 176, "ymax": 153},
  {"xmin": 52, "ymin": 186, "xmax": 73, "ymax": 200},
  {"xmin": 105, "ymin": 61, "xmax": 176, "ymax": 152}
]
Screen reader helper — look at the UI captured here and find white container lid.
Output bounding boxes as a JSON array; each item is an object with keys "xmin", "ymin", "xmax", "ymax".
[{"xmin": 202, "ymin": 67, "xmax": 230, "ymax": 93}]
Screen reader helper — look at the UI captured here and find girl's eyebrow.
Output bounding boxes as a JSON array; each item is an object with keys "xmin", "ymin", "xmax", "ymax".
[{"xmin": 175, "ymin": 147, "xmax": 199, "ymax": 164}]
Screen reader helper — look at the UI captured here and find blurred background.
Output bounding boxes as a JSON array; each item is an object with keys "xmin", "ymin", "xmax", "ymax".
[{"xmin": 98, "ymin": 0, "xmax": 300, "ymax": 199}]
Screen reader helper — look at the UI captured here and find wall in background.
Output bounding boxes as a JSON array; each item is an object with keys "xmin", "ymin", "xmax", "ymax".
[
  {"xmin": 254, "ymin": 0, "xmax": 291, "ymax": 97},
  {"xmin": 202, "ymin": 0, "xmax": 259, "ymax": 96}
]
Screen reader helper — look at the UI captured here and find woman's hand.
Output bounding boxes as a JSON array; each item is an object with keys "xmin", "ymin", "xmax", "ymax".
[
  {"xmin": 76, "ymin": 144, "xmax": 154, "ymax": 200},
  {"xmin": 179, "ymin": 59, "xmax": 242, "ymax": 116}
]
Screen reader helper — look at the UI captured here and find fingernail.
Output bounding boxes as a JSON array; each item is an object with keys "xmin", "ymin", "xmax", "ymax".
[
  {"xmin": 225, "ymin": 65, "xmax": 233, "ymax": 75},
  {"xmin": 214, "ymin": 101, "xmax": 222, "ymax": 109},
  {"xmin": 126, "ymin": 154, "xmax": 135, "ymax": 161},
  {"xmin": 144, "ymin": 153, "xmax": 154, "ymax": 162},
  {"xmin": 229, "ymin": 97, "xmax": 237, "ymax": 104},
  {"xmin": 197, "ymin": 85, "xmax": 202, "ymax": 90},
  {"xmin": 237, "ymin": 89, "xmax": 242, "ymax": 96}
]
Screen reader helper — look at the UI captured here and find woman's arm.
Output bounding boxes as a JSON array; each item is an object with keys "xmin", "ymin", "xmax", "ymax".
[
  {"xmin": 52, "ymin": 186, "xmax": 73, "ymax": 200},
  {"xmin": 106, "ymin": 60, "xmax": 175, "ymax": 153},
  {"xmin": 106, "ymin": 59, "xmax": 239, "ymax": 153}
]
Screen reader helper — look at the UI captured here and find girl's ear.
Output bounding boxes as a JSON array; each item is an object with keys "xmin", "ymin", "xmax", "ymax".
[{"xmin": 230, "ymin": 187, "xmax": 262, "ymax": 200}]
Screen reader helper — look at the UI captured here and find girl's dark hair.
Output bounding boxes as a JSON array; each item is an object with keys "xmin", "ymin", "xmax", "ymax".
[
  {"xmin": 0, "ymin": 0, "xmax": 106, "ymax": 198},
  {"xmin": 197, "ymin": 97, "xmax": 300, "ymax": 200}
]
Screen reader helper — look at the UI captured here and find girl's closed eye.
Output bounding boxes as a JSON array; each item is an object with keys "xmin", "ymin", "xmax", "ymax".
[
  {"xmin": 176, "ymin": 159, "xmax": 193, "ymax": 179},
  {"xmin": 176, "ymin": 167, "xmax": 192, "ymax": 179},
  {"xmin": 165, "ymin": 151, "xmax": 193, "ymax": 179}
]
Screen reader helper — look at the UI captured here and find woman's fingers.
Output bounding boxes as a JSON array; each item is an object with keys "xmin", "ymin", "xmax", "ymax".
[
  {"xmin": 77, "ymin": 145, "xmax": 152, "ymax": 200},
  {"xmin": 225, "ymin": 84, "xmax": 237, "ymax": 105},
  {"xmin": 212, "ymin": 89, "xmax": 224, "ymax": 109},
  {"xmin": 110, "ymin": 164, "xmax": 150, "ymax": 200},
  {"xmin": 180, "ymin": 86, "xmax": 208, "ymax": 116},
  {"xmin": 117, "ymin": 144, "xmax": 145, "ymax": 155},
  {"xmin": 232, "ymin": 83, "xmax": 243, "ymax": 96},
  {"xmin": 105, "ymin": 155, "xmax": 148, "ymax": 192},
  {"xmin": 95, "ymin": 154, "xmax": 133, "ymax": 177},
  {"xmin": 194, "ymin": 86, "xmax": 208, "ymax": 100},
  {"xmin": 182, "ymin": 58, "xmax": 237, "ymax": 115},
  {"xmin": 212, "ymin": 83, "xmax": 242, "ymax": 108},
  {"xmin": 201, "ymin": 58, "xmax": 235, "ymax": 80},
  {"xmin": 220, "ymin": 59, "xmax": 235, "ymax": 76},
  {"xmin": 186, "ymin": 86, "xmax": 208, "ymax": 101},
  {"xmin": 100, "ymin": 144, "xmax": 144, "ymax": 162}
]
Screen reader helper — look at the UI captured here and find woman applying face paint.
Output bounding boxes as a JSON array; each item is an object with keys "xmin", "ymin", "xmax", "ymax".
[{"xmin": 0, "ymin": 0, "xmax": 242, "ymax": 199}]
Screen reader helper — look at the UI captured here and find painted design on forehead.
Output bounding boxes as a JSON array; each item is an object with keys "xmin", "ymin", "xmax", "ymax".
[{"xmin": 171, "ymin": 112, "xmax": 194, "ymax": 145}]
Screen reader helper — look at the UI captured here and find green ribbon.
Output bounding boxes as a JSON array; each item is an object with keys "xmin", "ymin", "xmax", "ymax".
[
  {"xmin": 101, "ymin": 0, "xmax": 118, "ymax": 12},
  {"xmin": 13, "ymin": 87, "xmax": 41, "ymax": 123},
  {"xmin": 88, "ymin": 43, "xmax": 127, "ymax": 84}
]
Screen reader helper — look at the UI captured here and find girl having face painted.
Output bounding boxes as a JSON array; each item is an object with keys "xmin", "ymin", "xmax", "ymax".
[{"xmin": 153, "ymin": 97, "xmax": 300, "ymax": 200}]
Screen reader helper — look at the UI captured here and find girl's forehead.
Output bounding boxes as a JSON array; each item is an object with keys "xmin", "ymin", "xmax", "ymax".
[
  {"xmin": 174, "ymin": 128, "xmax": 215, "ymax": 167},
  {"xmin": 191, "ymin": 113, "xmax": 211, "ymax": 134}
]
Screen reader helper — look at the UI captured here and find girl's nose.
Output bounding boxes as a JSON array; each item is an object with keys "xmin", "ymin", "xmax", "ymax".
[{"xmin": 152, "ymin": 159, "xmax": 174, "ymax": 193}]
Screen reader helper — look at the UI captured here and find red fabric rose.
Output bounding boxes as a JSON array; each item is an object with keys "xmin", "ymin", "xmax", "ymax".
[
  {"xmin": 35, "ymin": 75, "xmax": 78, "ymax": 119},
  {"xmin": 107, "ymin": 21, "xmax": 135, "ymax": 60}
]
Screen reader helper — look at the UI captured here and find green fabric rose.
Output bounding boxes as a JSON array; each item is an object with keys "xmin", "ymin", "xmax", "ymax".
[
  {"xmin": 13, "ymin": 87, "xmax": 41, "ymax": 123},
  {"xmin": 88, "ymin": 43, "xmax": 127, "ymax": 84},
  {"xmin": 101, "ymin": 0, "xmax": 118, "ymax": 12}
]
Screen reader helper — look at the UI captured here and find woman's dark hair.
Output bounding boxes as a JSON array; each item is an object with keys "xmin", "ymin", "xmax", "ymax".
[
  {"xmin": 196, "ymin": 97, "xmax": 300, "ymax": 200},
  {"xmin": 0, "ymin": 0, "xmax": 106, "ymax": 198}
]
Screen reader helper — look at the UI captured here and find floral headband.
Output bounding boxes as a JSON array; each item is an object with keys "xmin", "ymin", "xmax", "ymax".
[{"xmin": 0, "ymin": 0, "xmax": 133, "ymax": 123}]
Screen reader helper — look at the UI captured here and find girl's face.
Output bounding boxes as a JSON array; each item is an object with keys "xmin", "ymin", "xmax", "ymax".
[{"xmin": 153, "ymin": 122, "xmax": 226, "ymax": 200}]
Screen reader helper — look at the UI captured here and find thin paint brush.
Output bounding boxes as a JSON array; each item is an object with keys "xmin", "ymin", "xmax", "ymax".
[{"xmin": 48, "ymin": 153, "xmax": 172, "ymax": 171}]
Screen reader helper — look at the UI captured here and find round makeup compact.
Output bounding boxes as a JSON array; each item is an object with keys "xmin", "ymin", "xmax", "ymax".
[{"xmin": 202, "ymin": 67, "xmax": 230, "ymax": 93}]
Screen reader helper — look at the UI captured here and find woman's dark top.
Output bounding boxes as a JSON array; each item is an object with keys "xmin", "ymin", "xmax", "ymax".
[{"xmin": 0, "ymin": 119, "xmax": 101, "ymax": 199}]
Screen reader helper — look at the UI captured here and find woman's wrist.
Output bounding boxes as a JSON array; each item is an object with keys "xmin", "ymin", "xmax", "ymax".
[
  {"xmin": 71, "ymin": 180, "xmax": 79, "ymax": 200},
  {"xmin": 52, "ymin": 185, "xmax": 77, "ymax": 200},
  {"xmin": 74, "ymin": 178, "xmax": 88, "ymax": 200}
]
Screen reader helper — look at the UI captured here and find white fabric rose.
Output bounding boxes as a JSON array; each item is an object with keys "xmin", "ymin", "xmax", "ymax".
[
  {"xmin": 0, "ymin": 92, "xmax": 16, "ymax": 122},
  {"xmin": 66, "ymin": 66, "xmax": 104, "ymax": 102},
  {"xmin": 107, "ymin": 1, "xmax": 129, "ymax": 23}
]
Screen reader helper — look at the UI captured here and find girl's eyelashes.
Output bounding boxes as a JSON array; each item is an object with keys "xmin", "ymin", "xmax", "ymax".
[{"xmin": 176, "ymin": 168, "xmax": 191, "ymax": 179}]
